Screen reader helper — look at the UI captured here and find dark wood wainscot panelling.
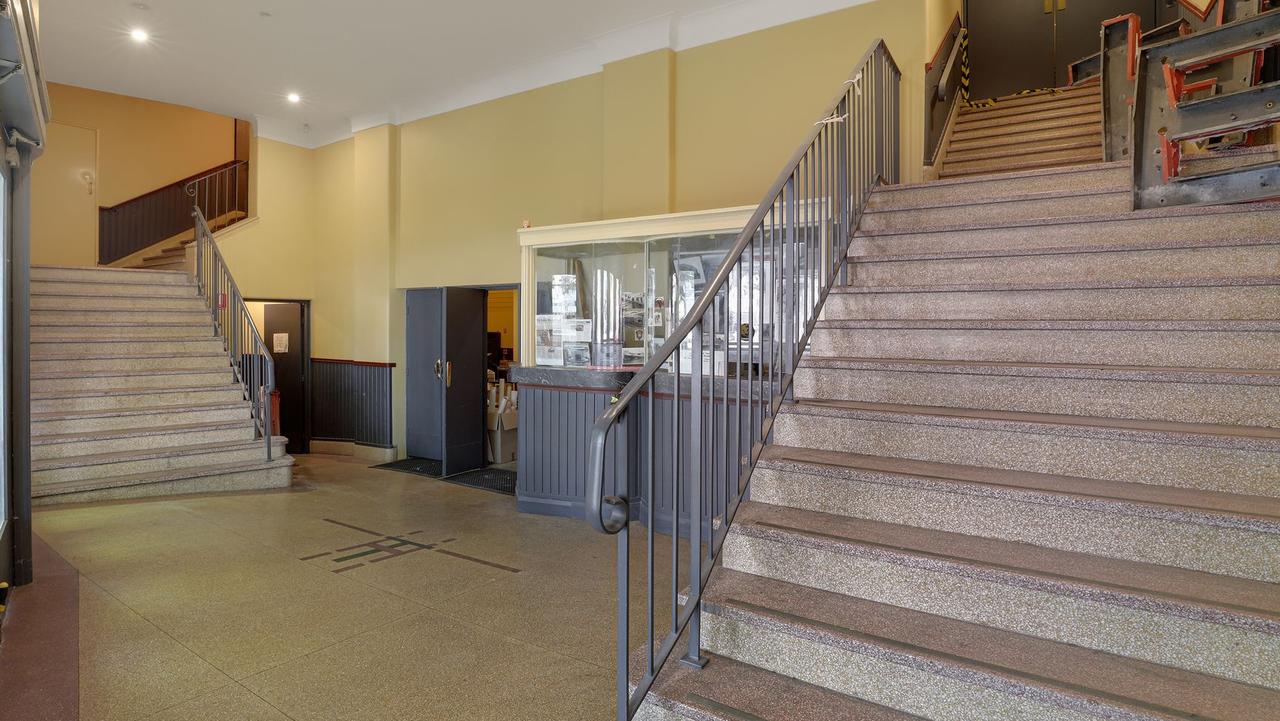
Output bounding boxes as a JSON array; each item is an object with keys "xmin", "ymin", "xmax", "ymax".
[{"xmin": 311, "ymin": 359, "xmax": 395, "ymax": 449}]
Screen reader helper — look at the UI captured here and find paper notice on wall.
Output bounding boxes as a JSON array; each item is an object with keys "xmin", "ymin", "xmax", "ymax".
[
  {"xmin": 551, "ymin": 274, "xmax": 578, "ymax": 316},
  {"xmin": 562, "ymin": 318, "xmax": 593, "ymax": 343},
  {"xmin": 273, "ymin": 333, "xmax": 289, "ymax": 353},
  {"xmin": 535, "ymin": 315, "xmax": 564, "ymax": 366}
]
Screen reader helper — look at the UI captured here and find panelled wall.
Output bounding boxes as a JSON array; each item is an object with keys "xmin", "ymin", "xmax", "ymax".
[{"xmin": 310, "ymin": 359, "xmax": 395, "ymax": 449}]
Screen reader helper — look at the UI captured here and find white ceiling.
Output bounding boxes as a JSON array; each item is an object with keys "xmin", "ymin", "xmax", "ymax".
[{"xmin": 38, "ymin": 0, "xmax": 871, "ymax": 148}]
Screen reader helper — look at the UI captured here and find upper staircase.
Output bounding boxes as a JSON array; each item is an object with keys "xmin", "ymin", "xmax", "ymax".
[
  {"xmin": 30, "ymin": 264, "xmax": 292, "ymax": 504},
  {"xmin": 939, "ymin": 85, "xmax": 1103, "ymax": 179}
]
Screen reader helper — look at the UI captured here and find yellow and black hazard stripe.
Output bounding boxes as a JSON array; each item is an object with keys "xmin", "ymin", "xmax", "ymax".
[{"xmin": 959, "ymin": 29, "xmax": 972, "ymax": 104}]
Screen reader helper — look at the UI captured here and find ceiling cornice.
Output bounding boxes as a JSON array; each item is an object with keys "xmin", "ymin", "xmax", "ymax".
[{"xmin": 256, "ymin": 0, "xmax": 875, "ymax": 150}]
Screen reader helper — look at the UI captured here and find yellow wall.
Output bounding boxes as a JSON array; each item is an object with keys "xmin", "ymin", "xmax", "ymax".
[
  {"xmin": 602, "ymin": 50, "xmax": 676, "ymax": 218},
  {"xmin": 675, "ymin": 1, "xmax": 926, "ymax": 211},
  {"xmin": 926, "ymin": 0, "xmax": 965, "ymax": 57},
  {"xmin": 46, "ymin": 83, "xmax": 235, "ymax": 207},
  {"xmin": 396, "ymin": 75, "xmax": 604, "ymax": 290},
  {"xmin": 487, "ymin": 289, "xmax": 519, "ymax": 360}
]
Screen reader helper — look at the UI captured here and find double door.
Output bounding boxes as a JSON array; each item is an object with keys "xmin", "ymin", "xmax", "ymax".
[
  {"xmin": 405, "ymin": 288, "xmax": 487, "ymax": 477},
  {"xmin": 966, "ymin": 0, "xmax": 1159, "ymax": 99}
]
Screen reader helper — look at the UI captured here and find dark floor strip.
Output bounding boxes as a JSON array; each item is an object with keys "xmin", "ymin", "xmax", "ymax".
[
  {"xmin": 322, "ymin": 518, "xmax": 386, "ymax": 536},
  {"xmin": 434, "ymin": 549, "xmax": 521, "ymax": 573}
]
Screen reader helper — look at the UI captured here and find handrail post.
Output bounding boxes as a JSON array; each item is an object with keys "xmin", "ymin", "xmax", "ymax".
[{"xmin": 681, "ymin": 319, "xmax": 709, "ymax": 670}]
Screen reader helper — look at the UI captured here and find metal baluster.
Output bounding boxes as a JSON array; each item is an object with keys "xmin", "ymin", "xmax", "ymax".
[
  {"xmin": 682, "ymin": 316, "xmax": 707, "ymax": 669},
  {"xmin": 646, "ymin": 378, "xmax": 655, "ymax": 676}
]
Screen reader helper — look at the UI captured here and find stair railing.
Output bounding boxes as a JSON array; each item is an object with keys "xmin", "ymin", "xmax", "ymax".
[
  {"xmin": 584, "ymin": 40, "xmax": 900, "ymax": 720},
  {"xmin": 191, "ymin": 206, "xmax": 274, "ymax": 461},
  {"xmin": 98, "ymin": 160, "xmax": 248, "ymax": 265}
]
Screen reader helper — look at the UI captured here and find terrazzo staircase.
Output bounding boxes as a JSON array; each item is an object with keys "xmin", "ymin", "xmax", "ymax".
[
  {"xmin": 639, "ymin": 161, "xmax": 1280, "ymax": 719},
  {"xmin": 30, "ymin": 265, "xmax": 293, "ymax": 504},
  {"xmin": 939, "ymin": 84, "xmax": 1103, "ymax": 179}
]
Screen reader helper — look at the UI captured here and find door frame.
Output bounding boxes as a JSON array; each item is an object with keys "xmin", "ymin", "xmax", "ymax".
[{"xmin": 246, "ymin": 298, "xmax": 312, "ymax": 454}]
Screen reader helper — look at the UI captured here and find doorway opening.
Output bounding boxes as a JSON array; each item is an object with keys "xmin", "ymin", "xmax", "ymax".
[
  {"xmin": 246, "ymin": 299, "xmax": 311, "ymax": 455},
  {"xmin": 401, "ymin": 285, "xmax": 519, "ymax": 493},
  {"xmin": 965, "ymin": 0, "xmax": 1163, "ymax": 99}
]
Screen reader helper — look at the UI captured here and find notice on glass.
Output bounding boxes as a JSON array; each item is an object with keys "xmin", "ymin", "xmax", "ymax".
[
  {"xmin": 551, "ymin": 274, "xmax": 578, "ymax": 316},
  {"xmin": 535, "ymin": 314, "xmax": 564, "ymax": 366},
  {"xmin": 562, "ymin": 318, "xmax": 593, "ymax": 343}
]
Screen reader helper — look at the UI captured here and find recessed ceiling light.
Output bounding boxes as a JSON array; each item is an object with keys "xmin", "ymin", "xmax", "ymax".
[
  {"xmin": 132, "ymin": 3, "xmax": 151, "ymax": 10},
  {"xmin": 130, "ymin": 28, "xmax": 149, "ymax": 43},
  {"xmin": 286, "ymin": 92, "xmax": 301, "ymax": 104},
  {"xmin": 260, "ymin": 11, "xmax": 273, "ymax": 18}
]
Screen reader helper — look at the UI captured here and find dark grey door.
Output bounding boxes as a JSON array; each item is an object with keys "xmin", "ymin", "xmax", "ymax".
[
  {"xmin": 441, "ymin": 288, "xmax": 487, "ymax": 476},
  {"xmin": 967, "ymin": 0, "xmax": 1057, "ymax": 99},
  {"xmin": 264, "ymin": 303, "xmax": 308, "ymax": 455},
  {"xmin": 406, "ymin": 289, "xmax": 444, "ymax": 459},
  {"xmin": 1055, "ymin": 0, "xmax": 1157, "ymax": 84}
]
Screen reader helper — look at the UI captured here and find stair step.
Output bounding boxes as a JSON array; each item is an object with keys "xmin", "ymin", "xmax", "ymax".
[
  {"xmin": 698, "ymin": 569, "xmax": 1280, "ymax": 720},
  {"xmin": 31, "ymin": 401, "xmax": 249, "ymax": 435},
  {"xmin": 30, "ymin": 265, "xmax": 190, "ymax": 285},
  {"xmin": 752, "ymin": 444, "xmax": 1280, "ymax": 577},
  {"xmin": 822, "ymin": 275, "xmax": 1280, "ymax": 321},
  {"xmin": 638, "ymin": 651, "xmax": 918, "ymax": 721},
  {"xmin": 31, "ymin": 322, "xmax": 213, "ymax": 341},
  {"xmin": 32, "ymin": 438, "xmax": 274, "ymax": 486},
  {"xmin": 941, "ymin": 147, "xmax": 1104, "ymax": 178},
  {"xmin": 955, "ymin": 100, "xmax": 1100, "ymax": 132},
  {"xmin": 32, "ymin": 309, "xmax": 211, "ymax": 326},
  {"xmin": 30, "ymin": 293, "xmax": 208, "ymax": 312},
  {"xmin": 32, "ymin": 454, "xmax": 293, "ymax": 506},
  {"xmin": 30, "ymin": 368, "xmax": 235, "ymax": 394},
  {"xmin": 860, "ymin": 188, "xmax": 1128, "ymax": 232},
  {"xmin": 944, "ymin": 135, "xmax": 1102, "ymax": 163},
  {"xmin": 809, "ymin": 319, "xmax": 1279, "ymax": 370},
  {"xmin": 31, "ymin": 337, "xmax": 223, "ymax": 358},
  {"xmin": 946, "ymin": 123, "xmax": 1105, "ymax": 153},
  {"xmin": 31, "ymin": 420, "xmax": 257, "ymax": 461},
  {"xmin": 793, "ymin": 357, "xmax": 1280, "ymax": 427},
  {"xmin": 868, "ymin": 162, "xmax": 1126, "ymax": 210},
  {"xmin": 950, "ymin": 116, "xmax": 1104, "ymax": 148},
  {"xmin": 850, "ymin": 201, "xmax": 1280, "ymax": 258},
  {"xmin": 951, "ymin": 106, "xmax": 1101, "ymax": 141},
  {"xmin": 31, "ymin": 352, "xmax": 230, "ymax": 374},
  {"xmin": 31, "ymin": 384, "xmax": 245, "ymax": 413},
  {"xmin": 773, "ymin": 399, "xmax": 1280, "ymax": 497},
  {"xmin": 848, "ymin": 239, "xmax": 1280, "ymax": 287},
  {"xmin": 30, "ymin": 279, "xmax": 198, "ymax": 298},
  {"xmin": 958, "ymin": 92, "xmax": 1102, "ymax": 124},
  {"xmin": 725, "ymin": 503, "xmax": 1280, "ymax": 685}
]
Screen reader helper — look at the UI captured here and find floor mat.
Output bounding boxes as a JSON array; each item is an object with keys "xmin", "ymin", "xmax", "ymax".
[{"xmin": 373, "ymin": 458, "xmax": 516, "ymax": 496}]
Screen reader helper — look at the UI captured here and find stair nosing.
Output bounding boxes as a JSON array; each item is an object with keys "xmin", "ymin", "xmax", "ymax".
[
  {"xmin": 813, "ymin": 318, "xmax": 1280, "ymax": 332},
  {"xmin": 31, "ymin": 400, "xmax": 247, "ymax": 423},
  {"xmin": 31, "ymin": 383, "xmax": 244, "ymax": 401},
  {"xmin": 829, "ymin": 274, "xmax": 1280, "ymax": 294},
  {"xmin": 862, "ymin": 186, "xmax": 1128, "ymax": 216},
  {"xmin": 32, "ymin": 438, "xmax": 267, "ymax": 471},
  {"xmin": 849, "ymin": 234, "xmax": 1279, "ymax": 263},
  {"xmin": 878, "ymin": 161, "xmax": 1126, "ymax": 194},
  {"xmin": 795, "ymin": 356, "xmax": 1280, "ymax": 386},
  {"xmin": 32, "ymin": 456, "xmax": 294, "ymax": 498},
  {"xmin": 31, "ymin": 419, "xmax": 256, "ymax": 446},
  {"xmin": 941, "ymin": 137, "xmax": 1103, "ymax": 164}
]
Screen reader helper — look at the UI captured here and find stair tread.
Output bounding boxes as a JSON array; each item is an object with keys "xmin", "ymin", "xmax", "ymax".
[
  {"xmin": 814, "ymin": 318, "xmax": 1280, "ymax": 331},
  {"xmin": 31, "ymin": 368, "xmax": 229, "ymax": 381},
  {"xmin": 32, "ymin": 264, "xmax": 187, "ymax": 276},
  {"xmin": 881, "ymin": 161, "xmax": 1125, "ymax": 194},
  {"xmin": 785, "ymin": 399, "xmax": 1280, "ymax": 446},
  {"xmin": 32, "ymin": 383, "xmax": 243, "ymax": 401},
  {"xmin": 701, "ymin": 569, "xmax": 1280, "ymax": 721},
  {"xmin": 757, "ymin": 444, "xmax": 1280, "ymax": 528},
  {"xmin": 854, "ymin": 198, "xmax": 1280, "ymax": 238},
  {"xmin": 31, "ymin": 419, "xmax": 255, "ymax": 446},
  {"xmin": 32, "ymin": 335, "xmax": 215, "ymax": 344},
  {"xmin": 734, "ymin": 500, "xmax": 1280, "ymax": 625},
  {"xmin": 32, "ymin": 455, "xmax": 293, "ymax": 498},
  {"xmin": 830, "ymin": 274, "xmax": 1280, "ymax": 293},
  {"xmin": 644, "ymin": 650, "xmax": 922, "ymax": 721},
  {"xmin": 32, "ymin": 437, "xmax": 265, "ymax": 471},
  {"xmin": 862, "ymin": 186, "xmax": 1127, "ymax": 215},
  {"xmin": 795, "ymin": 356, "xmax": 1280, "ymax": 384},
  {"xmin": 943, "ymin": 136, "xmax": 1103, "ymax": 163},
  {"xmin": 32, "ymin": 400, "xmax": 246, "ymax": 422},
  {"xmin": 849, "ymin": 235, "xmax": 1278, "ymax": 263},
  {"xmin": 941, "ymin": 153, "xmax": 1103, "ymax": 178}
]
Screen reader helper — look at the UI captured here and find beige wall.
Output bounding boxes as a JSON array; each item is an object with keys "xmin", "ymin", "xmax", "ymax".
[
  {"xmin": 46, "ymin": 83, "xmax": 235, "ymax": 207},
  {"xmin": 926, "ymin": 0, "xmax": 965, "ymax": 56},
  {"xmin": 602, "ymin": 50, "xmax": 676, "ymax": 218},
  {"xmin": 675, "ymin": 1, "xmax": 927, "ymax": 212}
]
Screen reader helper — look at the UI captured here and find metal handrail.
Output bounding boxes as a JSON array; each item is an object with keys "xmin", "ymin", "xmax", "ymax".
[
  {"xmin": 935, "ymin": 28, "xmax": 966, "ymax": 102},
  {"xmin": 584, "ymin": 40, "xmax": 901, "ymax": 720},
  {"xmin": 185, "ymin": 160, "xmax": 248, "ymax": 230},
  {"xmin": 191, "ymin": 206, "xmax": 275, "ymax": 461}
]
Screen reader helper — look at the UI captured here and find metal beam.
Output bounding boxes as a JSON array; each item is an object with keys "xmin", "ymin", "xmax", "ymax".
[{"xmin": 1172, "ymin": 80, "xmax": 1280, "ymax": 140}]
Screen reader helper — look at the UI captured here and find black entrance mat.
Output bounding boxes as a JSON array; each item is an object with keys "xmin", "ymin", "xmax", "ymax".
[{"xmin": 373, "ymin": 458, "xmax": 516, "ymax": 496}]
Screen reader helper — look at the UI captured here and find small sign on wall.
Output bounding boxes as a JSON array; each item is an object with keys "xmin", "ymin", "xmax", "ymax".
[{"xmin": 273, "ymin": 333, "xmax": 289, "ymax": 353}]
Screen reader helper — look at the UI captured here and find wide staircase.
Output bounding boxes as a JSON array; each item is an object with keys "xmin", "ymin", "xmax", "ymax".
[
  {"xmin": 636, "ymin": 83, "xmax": 1280, "ymax": 721},
  {"xmin": 939, "ymin": 84, "xmax": 1103, "ymax": 179},
  {"xmin": 30, "ymin": 264, "xmax": 292, "ymax": 504}
]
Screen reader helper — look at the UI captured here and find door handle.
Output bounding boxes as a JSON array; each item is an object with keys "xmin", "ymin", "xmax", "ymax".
[
  {"xmin": 434, "ymin": 359, "xmax": 442, "ymax": 379},
  {"xmin": 445, "ymin": 361, "xmax": 453, "ymax": 388},
  {"xmin": 1044, "ymin": 0, "xmax": 1065, "ymax": 12}
]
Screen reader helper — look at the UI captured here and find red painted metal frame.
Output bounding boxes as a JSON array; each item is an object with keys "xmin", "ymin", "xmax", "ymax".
[
  {"xmin": 1103, "ymin": 14, "xmax": 1142, "ymax": 80},
  {"xmin": 1180, "ymin": 0, "xmax": 1217, "ymax": 22}
]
